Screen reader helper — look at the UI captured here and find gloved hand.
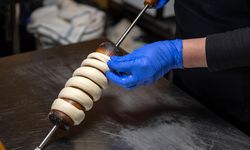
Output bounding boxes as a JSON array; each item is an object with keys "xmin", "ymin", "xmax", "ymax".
[
  {"xmin": 156, "ymin": 0, "xmax": 169, "ymax": 9},
  {"xmin": 105, "ymin": 39, "xmax": 183, "ymax": 89}
]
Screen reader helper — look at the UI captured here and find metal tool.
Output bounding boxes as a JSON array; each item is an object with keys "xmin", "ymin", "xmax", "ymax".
[
  {"xmin": 35, "ymin": 125, "xmax": 58, "ymax": 150},
  {"xmin": 34, "ymin": 4, "xmax": 150, "ymax": 150},
  {"xmin": 115, "ymin": 4, "xmax": 149, "ymax": 47}
]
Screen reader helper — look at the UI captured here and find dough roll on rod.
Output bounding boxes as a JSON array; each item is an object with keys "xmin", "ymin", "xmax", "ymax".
[
  {"xmin": 35, "ymin": 0, "xmax": 159, "ymax": 149},
  {"xmin": 49, "ymin": 42, "xmax": 116, "ymax": 129}
]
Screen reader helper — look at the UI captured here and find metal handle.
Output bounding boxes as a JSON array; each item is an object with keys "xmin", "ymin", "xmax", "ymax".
[{"xmin": 144, "ymin": 0, "xmax": 158, "ymax": 7}]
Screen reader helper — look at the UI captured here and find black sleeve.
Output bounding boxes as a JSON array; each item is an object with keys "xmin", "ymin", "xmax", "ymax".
[{"xmin": 206, "ymin": 27, "xmax": 250, "ymax": 71}]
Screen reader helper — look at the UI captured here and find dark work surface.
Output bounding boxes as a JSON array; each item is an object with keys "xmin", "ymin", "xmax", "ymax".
[{"xmin": 0, "ymin": 38, "xmax": 250, "ymax": 150}]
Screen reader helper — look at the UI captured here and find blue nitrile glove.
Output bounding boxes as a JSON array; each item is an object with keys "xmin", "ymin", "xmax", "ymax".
[
  {"xmin": 156, "ymin": 0, "xmax": 169, "ymax": 9},
  {"xmin": 105, "ymin": 39, "xmax": 183, "ymax": 89}
]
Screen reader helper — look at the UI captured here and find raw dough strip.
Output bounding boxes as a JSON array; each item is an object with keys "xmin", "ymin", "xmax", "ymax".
[
  {"xmin": 73, "ymin": 66, "xmax": 108, "ymax": 89},
  {"xmin": 51, "ymin": 98, "xmax": 85, "ymax": 125},
  {"xmin": 65, "ymin": 76, "xmax": 102, "ymax": 102},
  {"xmin": 51, "ymin": 52, "xmax": 110, "ymax": 125},
  {"xmin": 87, "ymin": 52, "xmax": 110, "ymax": 63},
  {"xmin": 81, "ymin": 58, "xmax": 109, "ymax": 73},
  {"xmin": 58, "ymin": 86, "xmax": 93, "ymax": 111}
]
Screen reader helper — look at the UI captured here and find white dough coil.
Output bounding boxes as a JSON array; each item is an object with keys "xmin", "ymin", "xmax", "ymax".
[{"xmin": 51, "ymin": 52, "xmax": 110, "ymax": 125}]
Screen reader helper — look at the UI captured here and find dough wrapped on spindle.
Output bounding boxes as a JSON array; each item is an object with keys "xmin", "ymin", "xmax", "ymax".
[{"xmin": 51, "ymin": 52, "xmax": 110, "ymax": 125}]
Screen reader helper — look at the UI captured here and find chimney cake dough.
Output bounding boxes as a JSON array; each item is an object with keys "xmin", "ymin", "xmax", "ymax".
[{"xmin": 51, "ymin": 52, "xmax": 110, "ymax": 125}]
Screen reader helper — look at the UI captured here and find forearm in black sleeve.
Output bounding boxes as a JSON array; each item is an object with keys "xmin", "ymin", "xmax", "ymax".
[{"xmin": 206, "ymin": 27, "xmax": 250, "ymax": 71}]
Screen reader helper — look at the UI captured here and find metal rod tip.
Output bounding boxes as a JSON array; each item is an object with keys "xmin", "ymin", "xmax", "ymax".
[{"xmin": 35, "ymin": 125, "xmax": 58, "ymax": 150}]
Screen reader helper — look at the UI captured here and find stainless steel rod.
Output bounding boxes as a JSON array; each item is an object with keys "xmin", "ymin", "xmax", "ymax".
[
  {"xmin": 115, "ymin": 4, "xmax": 149, "ymax": 47},
  {"xmin": 35, "ymin": 125, "xmax": 58, "ymax": 150}
]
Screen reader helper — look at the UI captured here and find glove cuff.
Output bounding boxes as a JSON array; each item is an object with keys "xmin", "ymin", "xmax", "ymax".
[
  {"xmin": 173, "ymin": 39, "xmax": 184, "ymax": 69},
  {"xmin": 162, "ymin": 39, "xmax": 184, "ymax": 69},
  {"xmin": 156, "ymin": 0, "xmax": 169, "ymax": 9}
]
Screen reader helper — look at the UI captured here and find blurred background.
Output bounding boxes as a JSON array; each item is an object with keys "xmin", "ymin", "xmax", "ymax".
[{"xmin": 0, "ymin": 0, "xmax": 176, "ymax": 57}]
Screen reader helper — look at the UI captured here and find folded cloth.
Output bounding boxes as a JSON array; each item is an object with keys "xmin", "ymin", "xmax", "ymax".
[
  {"xmin": 29, "ymin": 5, "xmax": 58, "ymax": 22},
  {"xmin": 29, "ymin": 17, "xmax": 87, "ymax": 44},
  {"xmin": 28, "ymin": 0, "xmax": 105, "ymax": 48}
]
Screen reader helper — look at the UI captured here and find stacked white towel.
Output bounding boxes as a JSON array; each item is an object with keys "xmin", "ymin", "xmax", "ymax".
[{"xmin": 28, "ymin": 0, "xmax": 105, "ymax": 48}]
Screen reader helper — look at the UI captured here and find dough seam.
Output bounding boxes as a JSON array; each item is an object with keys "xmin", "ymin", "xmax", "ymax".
[
  {"xmin": 74, "ymin": 74, "xmax": 103, "ymax": 89},
  {"xmin": 87, "ymin": 52, "xmax": 110, "ymax": 63},
  {"xmin": 81, "ymin": 58, "xmax": 109, "ymax": 73},
  {"xmin": 69, "ymin": 85, "xmax": 94, "ymax": 101},
  {"xmin": 73, "ymin": 66, "xmax": 108, "ymax": 89},
  {"xmin": 61, "ymin": 98, "xmax": 85, "ymax": 111},
  {"xmin": 83, "ymin": 65, "xmax": 106, "ymax": 74}
]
